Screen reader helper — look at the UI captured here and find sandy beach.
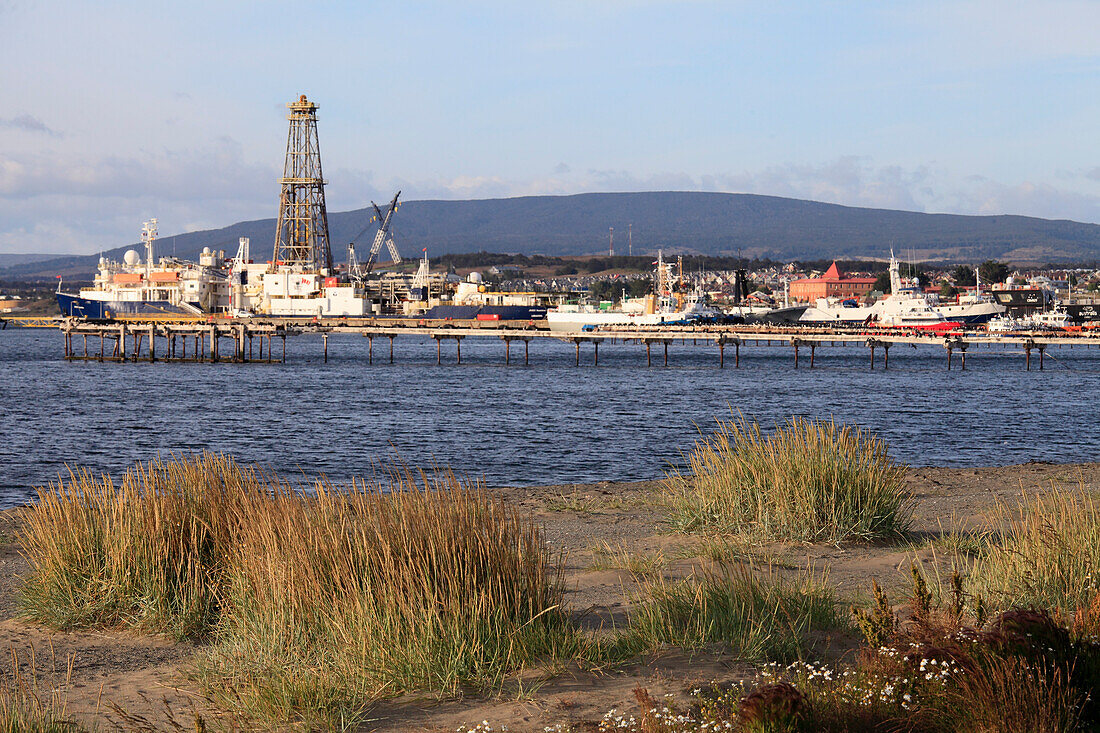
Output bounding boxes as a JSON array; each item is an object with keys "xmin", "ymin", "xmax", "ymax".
[{"xmin": 1, "ymin": 460, "xmax": 1097, "ymax": 731}]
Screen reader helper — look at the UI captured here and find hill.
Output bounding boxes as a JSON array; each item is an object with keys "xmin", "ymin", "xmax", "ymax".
[
  {"xmin": 0, "ymin": 252, "xmax": 68, "ymax": 268},
  {"xmin": 5, "ymin": 192, "xmax": 1099, "ymax": 280}
]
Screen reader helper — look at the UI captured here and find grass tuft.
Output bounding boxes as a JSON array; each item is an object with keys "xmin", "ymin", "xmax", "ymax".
[
  {"xmin": 619, "ymin": 566, "xmax": 843, "ymax": 663},
  {"xmin": 973, "ymin": 488, "xmax": 1100, "ymax": 622},
  {"xmin": 587, "ymin": 543, "xmax": 665, "ymax": 577},
  {"xmin": 19, "ymin": 453, "xmax": 575, "ymax": 727},
  {"xmin": 667, "ymin": 415, "xmax": 912, "ymax": 543}
]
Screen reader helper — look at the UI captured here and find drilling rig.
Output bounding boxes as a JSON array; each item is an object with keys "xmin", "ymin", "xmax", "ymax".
[{"xmin": 271, "ymin": 95, "xmax": 333, "ymax": 273}]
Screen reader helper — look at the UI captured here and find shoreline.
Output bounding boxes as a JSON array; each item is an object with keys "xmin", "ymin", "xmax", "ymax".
[{"xmin": 2, "ymin": 460, "xmax": 1097, "ymax": 731}]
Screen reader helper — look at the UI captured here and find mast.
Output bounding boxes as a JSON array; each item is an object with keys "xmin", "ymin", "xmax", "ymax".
[
  {"xmin": 141, "ymin": 218, "xmax": 157, "ymax": 295},
  {"xmin": 888, "ymin": 249, "xmax": 902, "ymax": 296},
  {"xmin": 272, "ymin": 94, "xmax": 333, "ymax": 273}
]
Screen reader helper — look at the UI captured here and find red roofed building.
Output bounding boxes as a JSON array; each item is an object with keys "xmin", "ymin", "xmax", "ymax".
[{"xmin": 789, "ymin": 262, "xmax": 877, "ymax": 302}]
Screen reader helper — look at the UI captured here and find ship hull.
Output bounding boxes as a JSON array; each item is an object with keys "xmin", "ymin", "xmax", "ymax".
[
  {"xmin": 747, "ymin": 305, "xmax": 809, "ymax": 324},
  {"xmin": 56, "ymin": 292, "xmax": 192, "ymax": 319},
  {"xmin": 1065, "ymin": 303, "xmax": 1100, "ymax": 323},
  {"xmin": 420, "ymin": 304, "xmax": 548, "ymax": 320}
]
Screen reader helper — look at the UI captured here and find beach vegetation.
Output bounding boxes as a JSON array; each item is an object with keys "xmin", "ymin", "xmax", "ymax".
[
  {"xmin": 603, "ymin": 567, "xmax": 1100, "ymax": 733},
  {"xmin": 587, "ymin": 542, "xmax": 665, "ymax": 577},
  {"xmin": 668, "ymin": 415, "xmax": 912, "ymax": 543},
  {"xmin": 19, "ymin": 453, "xmax": 576, "ymax": 727},
  {"xmin": 616, "ymin": 566, "xmax": 844, "ymax": 664},
  {"xmin": 972, "ymin": 488, "xmax": 1100, "ymax": 631}
]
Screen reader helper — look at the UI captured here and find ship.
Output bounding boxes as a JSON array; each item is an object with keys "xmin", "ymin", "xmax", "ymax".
[
  {"xmin": 800, "ymin": 254, "xmax": 996, "ymax": 327},
  {"xmin": 546, "ymin": 251, "xmax": 721, "ymax": 332},
  {"xmin": 56, "ymin": 220, "xmax": 234, "ymax": 318},
  {"xmin": 407, "ymin": 268, "xmax": 554, "ymax": 321}
]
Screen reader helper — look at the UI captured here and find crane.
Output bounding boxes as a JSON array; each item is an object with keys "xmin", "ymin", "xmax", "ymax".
[
  {"xmin": 345, "ymin": 191, "xmax": 403, "ymax": 279},
  {"xmin": 346, "ymin": 242, "xmax": 364, "ymax": 284},
  {"xmin": 364, "ymin": 191, "xmax": 402, "ymax": 275}
]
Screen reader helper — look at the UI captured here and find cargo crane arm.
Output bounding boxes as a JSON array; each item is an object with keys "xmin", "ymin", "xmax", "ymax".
[{"xmin": 364, "ymin": 191, "xmax": 401, "ymax": 275}]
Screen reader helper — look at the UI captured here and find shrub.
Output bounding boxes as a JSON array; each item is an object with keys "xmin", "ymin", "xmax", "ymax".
[{"xmin": 668, "ymin": 415, "xmax": 912, "ymax": 543}]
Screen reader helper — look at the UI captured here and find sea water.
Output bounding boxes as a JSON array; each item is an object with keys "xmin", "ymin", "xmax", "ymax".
[{"xmin": 1, "ymin": 327, "xmax": 1097, "ymax": 508}]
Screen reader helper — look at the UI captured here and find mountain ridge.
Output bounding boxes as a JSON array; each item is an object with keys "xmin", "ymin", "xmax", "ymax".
[{"xmin": 4, "ymin": 191, "xmax": 1099, "ymax": 280}]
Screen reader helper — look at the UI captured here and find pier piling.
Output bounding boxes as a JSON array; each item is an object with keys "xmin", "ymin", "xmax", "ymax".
[{"xmin": 51, "ymin": 319, "xmax": 1100, "ymax": 373}]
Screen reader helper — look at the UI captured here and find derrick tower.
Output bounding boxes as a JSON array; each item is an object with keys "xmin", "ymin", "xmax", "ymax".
[{"xmin": 272, "ymin": 94, "xmax": 333, "ymax": 272}]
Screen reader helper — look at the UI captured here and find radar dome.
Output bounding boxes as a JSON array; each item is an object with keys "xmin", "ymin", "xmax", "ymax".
[
  {"xmin": 98, "ymin": 256, "xmax": 107, "ymax": 266},
  {"xmin": 202, "ymin": 247, "xmax": 212, "ymax": 256},
  {"xmin": 123, "ymin": 249, "xmax": 140, "ymax": 266},
  {"xmin": 467, "ymin": 271, "xmax": 483, "ymax": 284},
  {"xmin": 1005, "ymin": 276, "xmax": 1015, "ymax": 288}
]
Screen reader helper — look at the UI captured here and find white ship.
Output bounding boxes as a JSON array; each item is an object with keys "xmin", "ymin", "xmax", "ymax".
[
  {"xmin": 546, "ymin": 251, "xmax": 721, "ymax": 332},
  {"xmin": 57, "ymin": 220, "xmax": 235, "ymax": 318},
  {"xmin": 988, "ymin": 307, "xmax": 1073, "ymax": 332},
  {"xmin": 800, "ymin": 254, "xmax": 998, "ymax": 327}
]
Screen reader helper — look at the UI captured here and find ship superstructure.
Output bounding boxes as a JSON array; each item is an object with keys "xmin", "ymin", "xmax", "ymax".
[{"xmin": 56, "ymin": 220, "xmax": 238, "ymax": 318}]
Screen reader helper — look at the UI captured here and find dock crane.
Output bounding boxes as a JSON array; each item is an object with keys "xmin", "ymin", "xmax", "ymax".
[
  {"xmin": 345, "ymin": 190, "xmax": 402, "ymax": 280},
  {"xmin": 364, "ymin": 191, "xmax": 402, "ymax": 276}
]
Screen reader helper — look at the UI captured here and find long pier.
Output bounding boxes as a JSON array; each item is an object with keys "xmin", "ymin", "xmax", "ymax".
[{"xmin": 34, "ymin": 315, "xmax": 1100, "ymax": 371}]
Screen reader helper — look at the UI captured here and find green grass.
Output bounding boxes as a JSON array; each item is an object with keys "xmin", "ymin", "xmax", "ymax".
[
  {"xmin": 19, "ymin": 454, "xmax": 577, "ymax": 728},
  {"xmin": 668, "ymin": 415, "xmax": 913, "ymax": 543},
  {"xmin": 618, "ymin": 566, "xmax": 844, "ymax": 663},
  {"xmin": 973, "ymin": 488, "xmax": 1100, "ymax": 623}
]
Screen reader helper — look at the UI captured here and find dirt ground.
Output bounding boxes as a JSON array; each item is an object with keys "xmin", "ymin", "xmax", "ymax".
[{"xmin": 1, "ymin": 461, "xmax": 1097, "ymax": 732}]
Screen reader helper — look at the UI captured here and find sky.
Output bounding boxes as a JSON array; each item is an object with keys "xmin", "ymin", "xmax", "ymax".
[{"xmin": 1, "ymin": 0, "xmax": 1098, "ymax": 255}]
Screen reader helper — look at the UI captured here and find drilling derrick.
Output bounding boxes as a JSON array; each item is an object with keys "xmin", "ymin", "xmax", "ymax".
[{"xmin": 272, "ymin": 94, "xmax": 333, "ymax": 272}]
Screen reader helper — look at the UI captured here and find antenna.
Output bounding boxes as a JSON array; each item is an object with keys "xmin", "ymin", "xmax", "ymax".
[
  {"xmin": 609, "ymin": 227, "xmax": 614, "ymax": 257},
  {"xmin": 628, "ymin": 223, "xmax": 632, "ymax": 256}
]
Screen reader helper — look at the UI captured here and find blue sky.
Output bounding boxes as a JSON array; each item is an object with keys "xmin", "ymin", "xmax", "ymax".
[{"xmin": 1, "ymin": 0, "xmax": 1098, "ymax": 254}]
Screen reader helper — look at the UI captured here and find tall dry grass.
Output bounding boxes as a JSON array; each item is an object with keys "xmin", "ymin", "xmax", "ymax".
[
  {"xmin": 668, "ymin": 415, "xmax": 912, "ymax": 543},
  {"xmin": 974, "ymin": 489, "xmax": 1100, "ymax": 623},
  {"xmin": 19, "ymin": 454, "xmax": 254, "ymax": 638},
  {"xmin": 19, "ymin": 454, "xmax": 573, "ymax": 726}
]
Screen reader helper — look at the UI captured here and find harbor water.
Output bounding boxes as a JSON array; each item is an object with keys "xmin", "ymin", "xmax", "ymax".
[{"xmin": 2, "ymin": 327, "xmax": 1098, "ymax": 508}]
